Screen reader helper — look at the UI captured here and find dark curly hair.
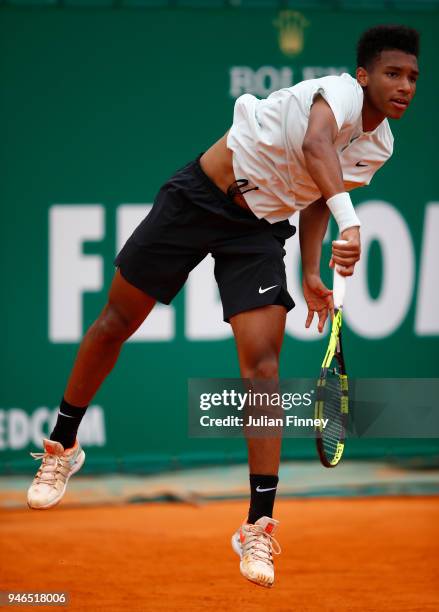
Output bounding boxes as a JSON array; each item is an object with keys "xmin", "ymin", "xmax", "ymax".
[{"xmin": 357, "ymin": 25, "xmax": 420, "ymax": 69}]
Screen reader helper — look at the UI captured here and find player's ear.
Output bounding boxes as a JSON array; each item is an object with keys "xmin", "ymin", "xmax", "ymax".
[{"xmin": 356, "ymin": 66, "xmax": 368, "ymax": 87}]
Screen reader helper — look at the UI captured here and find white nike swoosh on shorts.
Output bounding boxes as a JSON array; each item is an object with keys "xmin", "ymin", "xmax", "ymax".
[
  {"xmin": 258, "ymin": 285, "xmax": 278, "ymax": 294},
  {"xmin": 256, "ymin": 486, "xmax": 277, "ymax": 493}
]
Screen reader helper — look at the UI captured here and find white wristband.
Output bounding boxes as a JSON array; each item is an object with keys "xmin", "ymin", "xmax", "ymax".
[{"xmin": 326, "ymin": 192, "xmax": 361, "ymax": 233}]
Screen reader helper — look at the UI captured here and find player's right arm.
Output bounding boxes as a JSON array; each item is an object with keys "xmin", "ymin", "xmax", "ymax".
[{"xmin": 302, "ymin": 96, "xmax": 361, "ymax": 276}]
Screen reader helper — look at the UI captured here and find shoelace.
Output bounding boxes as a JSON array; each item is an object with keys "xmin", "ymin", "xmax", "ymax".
[
  {"xmin": 30, "ymin": 452, "xmax": 71, "ymax": 485},
  {"xmin": 242, "ymin": 524, "xmax": 281, "ymax": 564}
]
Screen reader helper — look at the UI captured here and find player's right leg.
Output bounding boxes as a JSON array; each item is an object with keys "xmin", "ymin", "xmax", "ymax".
[
  {"xmin": 28, "ymin": 156, "xmax": 212, "ymax": 509},
  {"xmin": 27, "ymin": 271, "xmax": 156, "ymax": 509},
  {"xmin": 63, "ymin": 269, "xmax": 156, "ymax": 408}
]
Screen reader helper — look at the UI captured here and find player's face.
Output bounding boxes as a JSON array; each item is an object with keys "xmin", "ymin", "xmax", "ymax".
[{"xmin": 358, "ymin": 50, "xmax": 419, "ymax": 119}]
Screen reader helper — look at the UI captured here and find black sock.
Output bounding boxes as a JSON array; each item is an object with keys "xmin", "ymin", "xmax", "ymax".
[
  {"xmin": 50, "ymin": 397, "xmax": 88, "ymax": 450},
  {"xmin": 248, "ymin": 474, "xmax": 279, "ymax": 524}
]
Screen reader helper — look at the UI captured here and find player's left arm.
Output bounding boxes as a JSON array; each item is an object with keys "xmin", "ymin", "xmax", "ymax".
[{"xmin": 299, "ymin": 197, "xmax": 334, "ymax": 333}]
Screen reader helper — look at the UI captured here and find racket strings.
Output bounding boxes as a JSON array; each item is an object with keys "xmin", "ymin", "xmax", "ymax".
[{"xmin": 320, "ymin": 371, "xmax": 344, "ymax": 459}]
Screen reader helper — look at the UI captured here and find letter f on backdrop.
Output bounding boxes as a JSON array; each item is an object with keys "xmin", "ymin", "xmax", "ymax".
[{"xmin": 49, "ymin": 205, "xmax": 104, "ymax": 342}]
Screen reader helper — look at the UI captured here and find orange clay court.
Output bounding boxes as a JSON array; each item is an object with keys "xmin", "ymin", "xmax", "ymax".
[{"xmin": 1, "ymin": 497, "xmax": 438, "ymax": 612}]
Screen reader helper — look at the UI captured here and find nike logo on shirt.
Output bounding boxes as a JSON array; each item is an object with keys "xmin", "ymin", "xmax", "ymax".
[
  {"xmin": 355, "ymin": 161, "xmax": 368, "ymax": 167},
  {"xmin": 256, "ymin": 486, "xmax": 277, "ymax": 493},
  {"xmin": 259, "ymin": 285, "xmax": 278, "ymax": 294}
]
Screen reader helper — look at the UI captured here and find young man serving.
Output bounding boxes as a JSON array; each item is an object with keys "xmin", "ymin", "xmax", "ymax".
[{"xmin": 28, "ymin": 25, "xmax": 419, "ymax": 588}]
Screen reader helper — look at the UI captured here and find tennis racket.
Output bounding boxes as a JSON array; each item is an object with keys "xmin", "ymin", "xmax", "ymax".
[{"xmin": 315, "ymin": 241, "xmax": 349, "ymax": 468}]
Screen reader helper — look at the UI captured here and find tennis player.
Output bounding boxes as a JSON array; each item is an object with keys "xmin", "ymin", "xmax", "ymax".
[{"xmin": 28, "ymin": 25, "xmax": 419, "ymax": 587}]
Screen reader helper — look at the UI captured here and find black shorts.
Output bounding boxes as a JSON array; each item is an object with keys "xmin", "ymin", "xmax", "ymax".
[{"xmin": 114, "ymin": 156, "xmax": 296, "ymax": 322}]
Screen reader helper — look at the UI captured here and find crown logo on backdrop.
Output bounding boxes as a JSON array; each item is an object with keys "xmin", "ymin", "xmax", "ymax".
[{"xmin": 274, "ymin": 10, "xmax": 309, "ymax": 57}]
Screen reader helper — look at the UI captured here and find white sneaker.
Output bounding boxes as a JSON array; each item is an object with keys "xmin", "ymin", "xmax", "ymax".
[
  {"xmin": 231, "ymin": 516, "xmax": 281, "ymax": 587},
  {"xmin": 27, "ymin": 438, "xmax": 85, "ymax": 510}
]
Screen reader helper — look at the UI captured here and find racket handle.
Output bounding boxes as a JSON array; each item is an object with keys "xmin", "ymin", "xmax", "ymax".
[{"xmin": 333, "ymin": 239, "xmax": 348, "ymax": 309}]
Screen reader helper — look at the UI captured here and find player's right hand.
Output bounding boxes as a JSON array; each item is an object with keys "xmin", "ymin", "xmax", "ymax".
[{"xmin": 330, "ymin": 226, "xmax": 361, "ymax": 276}]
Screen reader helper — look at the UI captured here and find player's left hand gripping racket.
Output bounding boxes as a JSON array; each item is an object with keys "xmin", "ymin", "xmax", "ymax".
[{"xmin": 315, "ymin": 242, "xmax": 349, "ymax": 468}]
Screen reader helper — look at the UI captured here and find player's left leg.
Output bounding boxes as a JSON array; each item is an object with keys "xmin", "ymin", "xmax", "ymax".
[
  {"xmin": 231, "ymin": 304, "xmax": 286, "ymax": 478},
  {"xmin": 230, "ymin": 304, "xmax": 286, "ymax": 587}
]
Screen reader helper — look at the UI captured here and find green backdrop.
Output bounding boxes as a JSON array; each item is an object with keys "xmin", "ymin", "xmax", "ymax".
[{"xmin": 1, "ymin": 4, "xmax": 438, "ymax": 472}]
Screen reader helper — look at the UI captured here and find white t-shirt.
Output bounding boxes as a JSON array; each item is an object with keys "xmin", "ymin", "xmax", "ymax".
[{"xmin": 227, "ymin": 73, "xmax": 394, "ymax": 223}]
